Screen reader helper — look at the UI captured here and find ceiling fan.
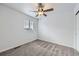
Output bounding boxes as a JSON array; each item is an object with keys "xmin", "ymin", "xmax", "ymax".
[{"xmin": 32, "ymin": 3, "xmax": 54, "ymax": 17}]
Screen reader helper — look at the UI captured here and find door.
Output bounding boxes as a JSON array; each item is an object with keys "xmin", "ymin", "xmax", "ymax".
[{"xmin": 76, "ymin": 10, "xmax": 79, "ymax": 51}]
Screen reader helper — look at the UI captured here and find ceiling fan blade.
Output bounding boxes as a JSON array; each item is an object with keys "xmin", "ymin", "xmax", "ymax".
[
  {"xmin": 43, "ymin": 8, "xmax": 54, "ymax": 12},
  {"xmin": 43, "ymin": 13, "xmax": 47, "ymax": 16}
]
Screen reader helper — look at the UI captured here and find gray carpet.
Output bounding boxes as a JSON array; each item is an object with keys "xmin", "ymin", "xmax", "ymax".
[{"xmin": 0, "ymin": 39, "xmax": 79, "ymax": 56}]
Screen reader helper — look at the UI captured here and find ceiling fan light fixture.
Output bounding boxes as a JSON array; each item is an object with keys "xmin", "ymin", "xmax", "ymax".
[
  {"xmin": 32, "ymin": 3, "xmax": 54, "ymax": 17},
  {"xmin": 37, "ymin": 11, "xmax": 44, "ymax": 16}
]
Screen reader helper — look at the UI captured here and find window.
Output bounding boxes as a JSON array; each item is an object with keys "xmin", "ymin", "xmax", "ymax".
[
  {"xmin": 24, "ymin": 19, "xmax": 34, "ymax": 30},
  {"xmin": 30, "ymin": 20, "xmax": 33, "ymax": 30}
]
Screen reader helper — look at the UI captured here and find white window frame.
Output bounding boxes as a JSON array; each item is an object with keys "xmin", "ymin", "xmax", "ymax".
[{"xmin": 24, "ymin": 19, "xmax": 34, "ymax": 30}]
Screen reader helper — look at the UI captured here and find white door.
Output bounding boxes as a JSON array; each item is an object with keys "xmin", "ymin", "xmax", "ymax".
[{"xmin": 76, "ymin": 11, "xmax": 79, "ymax": 51}]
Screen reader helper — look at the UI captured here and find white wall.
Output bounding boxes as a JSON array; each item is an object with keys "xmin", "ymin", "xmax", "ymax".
[
  {"xmin": 0, "ymin": 5, "xmax": 38, "ymax": 52},
  {"xmin": 74, "ymin": 4, "xmax": 79, "ymax": 51},
  {"xmin": 38, "ymin": 11, "xmax": 74, "ymax": 48}
]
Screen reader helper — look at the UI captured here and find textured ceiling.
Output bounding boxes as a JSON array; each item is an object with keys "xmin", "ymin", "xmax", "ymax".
[{"xmin": 2, "ymin": 3, "xmax": 76, "ymax": 18}]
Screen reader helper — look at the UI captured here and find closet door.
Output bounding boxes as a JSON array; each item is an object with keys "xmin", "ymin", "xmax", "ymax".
[{"xmin": 76, "ymin": 11, "xmax": 79, "ymax": 51}]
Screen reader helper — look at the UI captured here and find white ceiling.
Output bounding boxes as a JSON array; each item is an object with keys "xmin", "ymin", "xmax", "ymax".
[{"xmin": 2, "ymin": 3, "xmax": 76, "ymax": 18}]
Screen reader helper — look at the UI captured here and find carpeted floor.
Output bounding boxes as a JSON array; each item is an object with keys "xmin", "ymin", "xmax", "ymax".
[{"xmin": 0, "ymin": 39, "xmax": 79, "ymax": 56}]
